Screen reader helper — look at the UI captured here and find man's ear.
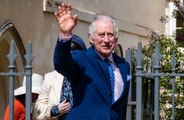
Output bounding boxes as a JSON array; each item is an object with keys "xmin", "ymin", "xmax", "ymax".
[
  {"xmin": 89, "ymin": 38, "xmax": 94, "ymax": 45},
  {"xmin": 88, "ymin": 33, "xmax": 94, "ymax": 45}
]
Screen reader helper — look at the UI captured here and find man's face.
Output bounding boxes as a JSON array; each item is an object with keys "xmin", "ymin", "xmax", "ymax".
[{"xmin": 91, "ymin": 19, "xmax": 117, "ymax": 58}]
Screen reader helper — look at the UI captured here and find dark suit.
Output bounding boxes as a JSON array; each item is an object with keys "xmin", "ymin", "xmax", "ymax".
[{"xmin": 54, "ymin": 39, "xmax": 130, "ymax": 120}]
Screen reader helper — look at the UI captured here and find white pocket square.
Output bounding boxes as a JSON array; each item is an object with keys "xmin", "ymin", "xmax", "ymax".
[{"xmin": 127, "ymin": 75, "xmax": 132, "ymax": 81}]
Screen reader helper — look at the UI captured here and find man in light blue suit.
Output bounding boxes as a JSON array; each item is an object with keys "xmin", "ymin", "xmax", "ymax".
[{"xmin": 54, "ymin": 2, "xmax": 131, "ymax": 120}]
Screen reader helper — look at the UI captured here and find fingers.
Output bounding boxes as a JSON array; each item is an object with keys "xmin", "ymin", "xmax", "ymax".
[
  {"xmin": 54, "ymin": 3, "xmax": 73, "ymax": 22},
  {"xmin": 54, "ymin": 12, "xmax": 59, "ymax": 22},
  {"xmin": 64, "ymin": 103, "xmax": 71, "ymax": 113},
  {"xmin": 61, "ymin": 3, "xmax": 67, "ymax": 15},
  {"xmin": 67, "ymin": 3, "xmax": 72, "ymax": 15},
  {"xmin": 73, "ymin": 14, "xmax": 78, "ymax": 24},
  {"xmin": 60, "ymin": 99, "xmax": 71, "ymax": 108},
  {"xmin": 58, "ymin": 101, "xmax": 71, "ymax": 114},
  {"xmin": 57, "ymin": 3, "xmax": 66, "ymax": 16},
  {"xmin": 57, "ymin": 3, "xmax": 72, "ymax": 17}
]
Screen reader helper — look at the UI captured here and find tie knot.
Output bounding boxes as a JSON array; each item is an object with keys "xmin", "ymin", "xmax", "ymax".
[{"xmin": 104, "ymin": 58, "xmax": 110, "ymax": 63}]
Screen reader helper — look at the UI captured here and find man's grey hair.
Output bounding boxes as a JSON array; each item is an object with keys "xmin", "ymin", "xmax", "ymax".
[{"xmin": 88, "ymin": 15, "xmax": 119, "ymax": 39}]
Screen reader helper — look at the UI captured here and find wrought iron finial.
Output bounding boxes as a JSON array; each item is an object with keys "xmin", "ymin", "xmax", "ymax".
[
  {"xmin": 135, "ymin": 42, "xmax": 144, "ymax": 66},
  {"xmin": 7, "ymin": 40, "xmax": 17, "ymax": 66},
  {"xmin": 152, "ymin": 41, "xmax": 162, "ymax": 67},
  {"xmin": 24, "ymin": 41, "xmax": 34, "ymax": 66}
]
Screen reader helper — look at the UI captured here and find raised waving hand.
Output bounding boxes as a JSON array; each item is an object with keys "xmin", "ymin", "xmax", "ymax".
[{"xmin": 54, "ymin": 3, "xmax": 77, "ymax": 37}]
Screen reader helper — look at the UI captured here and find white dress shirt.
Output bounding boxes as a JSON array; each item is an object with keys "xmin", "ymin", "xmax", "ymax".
[{"xmin": 98, "ymin": 53, "xmax": 124, "ymax": 102}]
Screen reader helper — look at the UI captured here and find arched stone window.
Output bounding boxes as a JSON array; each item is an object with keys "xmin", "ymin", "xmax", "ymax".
[
  {"xmin": 0, "ymin": 21, "xmax": 25, "ymax": 119},
  {"xmin": 114, "ymin": 44, "xmax": 123, "ymax": 57}
]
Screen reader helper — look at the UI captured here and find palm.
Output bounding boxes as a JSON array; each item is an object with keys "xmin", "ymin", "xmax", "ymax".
[{"xmin": 58, "ymin": 14, "xmax": 76, "ymax": 34}]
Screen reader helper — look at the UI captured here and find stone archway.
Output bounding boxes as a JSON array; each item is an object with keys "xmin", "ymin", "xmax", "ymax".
[
  {"xmin": 114, "ymin": 44, "xmax": 123, "ymax": 57},
  {"xmin": 0, "ymin": 21, "xmax": 26, "ymax": 119}
]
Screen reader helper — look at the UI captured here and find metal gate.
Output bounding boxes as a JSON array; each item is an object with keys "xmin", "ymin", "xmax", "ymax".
[
  {"xmin": 126, "ymin": 41, "xmax": 184, "ymax": 120},
  {"xmin": 0, "ymin": 40, "xmax": 34, "ymax": 120}
]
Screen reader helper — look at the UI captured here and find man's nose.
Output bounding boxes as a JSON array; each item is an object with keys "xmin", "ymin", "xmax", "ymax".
[{"xmin": 103, "ymin": 35, "xmax": 110, "ymax": 42}]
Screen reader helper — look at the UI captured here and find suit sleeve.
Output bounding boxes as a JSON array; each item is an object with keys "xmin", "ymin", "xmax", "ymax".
[{"xmin": 54, "ymin": 39, "xmax": 78, "ymax": 80}]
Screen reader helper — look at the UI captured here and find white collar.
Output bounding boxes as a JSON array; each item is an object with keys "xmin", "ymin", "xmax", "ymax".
[{"xmin": 96, "ymin": 52, "xmax": 113, "ymax": 63}]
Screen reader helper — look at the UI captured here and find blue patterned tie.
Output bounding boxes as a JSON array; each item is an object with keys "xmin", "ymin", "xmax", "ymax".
[{"xmin": 105, "ymin": 59, "xmax": 115, "ymax": 103}]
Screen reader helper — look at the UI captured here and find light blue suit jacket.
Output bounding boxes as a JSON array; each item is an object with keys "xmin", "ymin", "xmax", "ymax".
[{"xmin": 54, "ymin": 39, "xmax": 130, "ymax": 120}]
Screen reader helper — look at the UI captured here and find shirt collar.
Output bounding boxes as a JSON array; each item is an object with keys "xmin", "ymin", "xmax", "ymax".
[{"xmin": 95, "ymin": 50, "xmax": 113, "ymax": 63}]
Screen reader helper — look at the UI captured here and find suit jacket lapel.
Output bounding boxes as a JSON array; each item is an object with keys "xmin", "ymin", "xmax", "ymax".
[
  {"xmin": 97, "ymin": 60, "xmax": 112, "ymax": 90},
  {"xmin": 87, "ymin": 47, "xmax": 112, "ymax": 90}
]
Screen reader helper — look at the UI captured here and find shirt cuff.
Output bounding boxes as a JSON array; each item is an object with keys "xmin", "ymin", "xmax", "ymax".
[
  {"xmin": 59, "ymin": 33, "xmax": 73, "ymax": 42},
  {"xmin": 51, "ymin": 105, "xmax": 60, "ymax": 117}
]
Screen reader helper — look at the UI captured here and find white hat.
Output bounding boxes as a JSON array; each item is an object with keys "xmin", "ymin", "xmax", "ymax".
[{"xmin": 14, "ymin": 73, "xmax": 43, "ymax": 96}]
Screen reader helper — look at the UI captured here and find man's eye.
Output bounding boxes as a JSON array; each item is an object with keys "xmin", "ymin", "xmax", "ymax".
[
  {"xmin": 99, "ymin": 34, "xmax": 105, "ymax": 38},
  {"xmin": 108, "ymin": 34, "xmax": 115, "ymax": 38}
]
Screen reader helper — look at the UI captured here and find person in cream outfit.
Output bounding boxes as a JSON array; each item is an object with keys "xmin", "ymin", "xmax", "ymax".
[{"xmin": 36, "ymin": 70, "xmax": 65, "ymax": 120}]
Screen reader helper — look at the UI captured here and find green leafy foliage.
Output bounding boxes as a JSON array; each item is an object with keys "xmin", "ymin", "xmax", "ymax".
[{"xmin": 142, "ymin": 34, "xmax": 184, "ymax": 119}]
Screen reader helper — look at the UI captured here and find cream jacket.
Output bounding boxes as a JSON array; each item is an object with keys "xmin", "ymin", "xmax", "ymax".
[{"xmin": 35, "ymin": 70, "xmax": 64, "ymax": 120}]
